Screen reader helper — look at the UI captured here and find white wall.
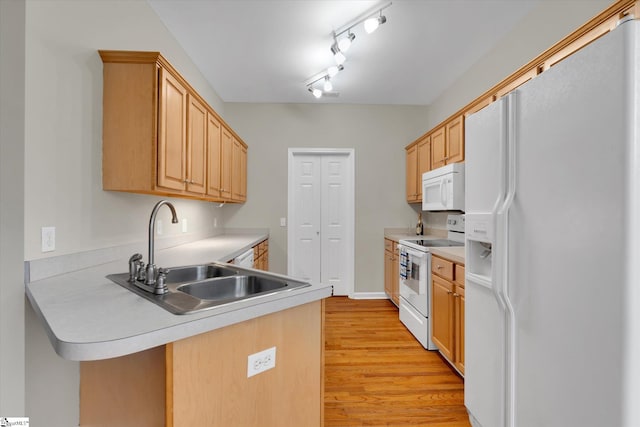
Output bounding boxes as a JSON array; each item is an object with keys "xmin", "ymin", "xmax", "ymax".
[
  {"xmin": 22, "ymin": 0, "xmax": 229, "ymax": 424},
  {"xmin": 427, "ymin": 0, "xmax": 612, "ymax": 128},
  {"xmin": 223, "ymin": 103, "xmax": 428, "ymax": 293},
  {"xmin": 0, "ymin": 0, "xmax": 26, "ymax": 417}
]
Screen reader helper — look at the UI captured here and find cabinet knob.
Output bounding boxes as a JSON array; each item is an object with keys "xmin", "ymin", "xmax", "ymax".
[{"xmin": 436, "ymin": 265, "xmax": 443, "ymax": 269}]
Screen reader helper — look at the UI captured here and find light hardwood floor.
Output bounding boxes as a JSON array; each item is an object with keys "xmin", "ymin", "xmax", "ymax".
[{"xmin": 324, "ymin": 297, "xmax": 471, "ymax": 427}]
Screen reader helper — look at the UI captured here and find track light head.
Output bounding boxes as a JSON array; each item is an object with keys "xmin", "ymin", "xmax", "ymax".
[
  {"xmin": 337, "ymin": 32, "xmax": 356, "ymax": 52},
  {"xmin": 323, "ymin": 77, "xmax": 333, "ymax": 92},
  {"xmin": 364, "ymin": 14, "xmax": 387, "ymax": 34},
  {"xmin": 308, "ymin": 87, "xmax": 323, "ymax": 98}
]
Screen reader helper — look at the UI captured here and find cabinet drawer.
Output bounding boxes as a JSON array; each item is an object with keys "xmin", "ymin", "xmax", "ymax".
[
  {"xmin": 432, "ymin": 256, "xmax": 454, "ymax": 280},
  {"xmin": 455, "ymin": 264, "xmax": 465, "ymax": 286}
]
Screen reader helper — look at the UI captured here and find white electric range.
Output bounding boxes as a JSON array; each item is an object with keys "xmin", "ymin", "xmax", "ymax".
[{"xmin": 398, "ymin": 214, "xmax": 464, "ymax": 349}]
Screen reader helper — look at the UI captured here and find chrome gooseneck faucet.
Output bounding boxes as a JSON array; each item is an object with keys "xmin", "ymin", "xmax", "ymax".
[{"xmin": 145, "ymin": 200, "xmax": 178, "ymax": 289}]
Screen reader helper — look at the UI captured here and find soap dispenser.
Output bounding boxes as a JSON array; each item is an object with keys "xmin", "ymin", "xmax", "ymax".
[{"xmin": 416, "ymin": 212, "xmax": 423, "ymax": 235}]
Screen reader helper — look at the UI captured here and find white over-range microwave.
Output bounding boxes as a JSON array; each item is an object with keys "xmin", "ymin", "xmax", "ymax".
[{"xmin": 422, "ymin": 163, "xmax": 465, "ymax": 211}]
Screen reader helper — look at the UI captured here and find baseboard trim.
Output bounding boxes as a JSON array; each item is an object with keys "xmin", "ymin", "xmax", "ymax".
[{"xmin": 349, "ymin": 292, "xmax": 389, "ymax": 300}]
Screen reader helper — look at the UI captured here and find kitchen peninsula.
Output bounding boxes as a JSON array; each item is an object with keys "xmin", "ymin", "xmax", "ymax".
[{"xmin": 26, "ymin": 233, "xmax": 332, "ymax": 426}]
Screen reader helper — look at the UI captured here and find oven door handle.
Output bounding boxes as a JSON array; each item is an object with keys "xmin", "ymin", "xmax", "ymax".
[{"xmin": 401, "ymin": 246, "xmax": 425, "ymax": 259}]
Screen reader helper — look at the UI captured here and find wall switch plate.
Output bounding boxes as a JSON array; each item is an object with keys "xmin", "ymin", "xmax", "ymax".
[
  {"xmin": 156, "ymin": 219, "xmax": 163, "ymax": 235},
  {"xmin": 280, "ymin": 217, "xmax": 286, "ymax": 227},
  {"xmin": 181, "ymin": 218, "xmax": 188, "ymax": 233},
  {"xmin": 41, "ymin": 227, "xmax": 56, "ymax": 252},
  {"xmin": 247, "ymin": 346, "xmax": 276, "ymax": 378}
]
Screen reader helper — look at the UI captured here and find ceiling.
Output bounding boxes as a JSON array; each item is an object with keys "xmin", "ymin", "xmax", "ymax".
[{"xmin": 147, "ymin": 0, "xmax": 540, "ymax": 105}]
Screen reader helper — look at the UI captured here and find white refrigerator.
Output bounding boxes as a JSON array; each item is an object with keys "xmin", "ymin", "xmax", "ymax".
[{"xmin": 464, "ymin": 18, "xmax": 640, "ymax": 427}]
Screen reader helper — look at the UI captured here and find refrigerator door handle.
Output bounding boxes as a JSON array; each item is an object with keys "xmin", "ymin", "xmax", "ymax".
[{"xmin": 495, "ymin": 91, "xmax": 518, "ymax": 427}]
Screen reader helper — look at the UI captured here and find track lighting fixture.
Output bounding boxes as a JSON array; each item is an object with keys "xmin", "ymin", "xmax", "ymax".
[
  {"xmin": 305, "ymin": 1, "xmax": 392, "ymax": 98},
  {"xmin": 323, "ymin": 77, "xmax": 333, "ymax": 92},
  {"xmin": 337, "ymin": 32, "xmax": 355, "ymax": 52},
  {"xmin": 331, "ymin": 43, "xmax": 347, "ymax": 65},
  {"xmin": 309, "ymin": 87, "xmax": 323, "ymax": 98},
  {"xmin": 306, "ymin": 65, "xmax": 344, "ymax": 98},
  {"xmin": 364, "ymin": 12, "xmax": 387, "ymax": 34}
]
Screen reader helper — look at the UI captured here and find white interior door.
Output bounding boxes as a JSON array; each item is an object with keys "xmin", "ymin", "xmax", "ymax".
[
  {"xmin": 288, "ymin": 149, "xmax": 354, "ymax": 296},
  {"xmin": 290, "ymin": 153, "xmax": 321, "ymax": 285}
]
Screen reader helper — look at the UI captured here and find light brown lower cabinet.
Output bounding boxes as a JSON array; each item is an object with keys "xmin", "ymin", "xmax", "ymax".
[
  {"xmin": 253, "ymin": 239, "xmax": 269, "ymax": 271},
  {"xmin": 384, "ymin": 238, "xmax": 399, "ymax": 306},
  {"xmin": 80, "ymin": 300, "xmax": 324, "ymax": 427},
  {"xmin": 431, "ymin": 255, "xmax": 465, "ymax": 375}
]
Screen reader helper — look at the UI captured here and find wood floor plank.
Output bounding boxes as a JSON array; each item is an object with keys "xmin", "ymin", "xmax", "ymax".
[{"xmin": 324, "ymin": 296, "xmax": 471, "ymax": 427}]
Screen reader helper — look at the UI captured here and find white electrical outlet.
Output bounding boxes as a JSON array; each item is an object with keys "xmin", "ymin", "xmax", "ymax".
[
  {"xmin": 156, "ymin": 219, "xmax": 163, "ymax": 235},
  {"xmin": 41, "ymin": 226, "xmax": 56, "ymax": 252},
  {"xmin": 214, "ymin": 217, "xmax": 218, "ymax": 228},
  {"xmin": 247, "ymin": 346, "xmax": 276, "ymax": 378},
  {"xmin": 280, "ymin": 217, "xmax": 287, "ymax": 227},
  {"xmin": 181, "ymin": 218, "xmax": 188, "ymax": 233}
]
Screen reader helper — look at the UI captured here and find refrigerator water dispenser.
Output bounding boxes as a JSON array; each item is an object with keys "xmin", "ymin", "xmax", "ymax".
[{"xmin": 467, "ymin": 240, "xmax": 492, "ymax": 279}]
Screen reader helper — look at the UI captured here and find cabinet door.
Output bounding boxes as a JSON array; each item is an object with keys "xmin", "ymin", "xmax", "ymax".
[
  {"xmin": 446, "ymin": 116, "xmax": 464, "ymax": 164},
  {"xmin": 186, "ymin": 95, "xmax": 207, "ymax": 195},
  {"xmin": 417, "ymin": 135, "xmax": 431, "ymax": 202},
  {"xmin": 454, "ymin": 285, "xmax": 465, "ymax": 375},
  {"xmin": 391, "ymin": 243, "xmax": 399, "ymax": 306},
  {"xmin": 384, "ymin": 247, "xmax": 393, "ymax": 299},
  {"xmin": 240, "ymin": 144, "xmax": 247, "ymax": 201},
  {"xmin": 405, "ymin": 144, "xmax": 418, "ymax": 202},
  {"xmin": 431, "ymin": 274, "xmax": 454, "ymax": 361},
  {"xmin": 206, "ymin": 113, "xmax": 222, "ymax": 198},
  {"xmin": 431, "ymin": 126, "xmax": 446, "ymax": 169},
  {"xmin": 220, "ymin": 126, "xmax": 233, "ymax": 199},
  {"xmin": 157, "ymin": 68, "xmax": 187, "ymax": 191},
  {"xmin": 231, "ymin": 139, "xmax": 247, "ymax": 202}
]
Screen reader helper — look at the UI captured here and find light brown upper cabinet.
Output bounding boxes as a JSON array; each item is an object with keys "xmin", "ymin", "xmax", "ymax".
[
  {"xmin": 206, "ymin": 113, "xmax": 222, "ymax": 198},
  {"xmin": 232, "ymin": 138, "xmax": 247, "ymax": 202},
  {"xmin": 99, "ymin": 50, "xmax": 247, "ymax": 203},
  {"xmin": 157, "ymin": 68, "xmax": 188, "ymax": 192},
  {"xmin": 405, "ymin": 135, "xmax": 432, "ymax": 203},
  {"xmin": 405, "ymin": 143, "xmax": 418, "ymax": 202},
  {"xmin": 186, "ymin": 94, "xmax": 207, "ymax": 195},
  {"xmin": 432, "ymin": 115, "xmax": 464, "ymax": 170},
  {"xmin": 220, "ymin": 126, "xmax": 234, "ymax": 200},
  {"xmin": 418, "ymin": 136, "xmax": 432, "ymax": 180}
]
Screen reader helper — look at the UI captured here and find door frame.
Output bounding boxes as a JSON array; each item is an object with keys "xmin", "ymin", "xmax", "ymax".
[{"xmin": 287, "ymin": 148, "xmax": 355, "ymax": 297}]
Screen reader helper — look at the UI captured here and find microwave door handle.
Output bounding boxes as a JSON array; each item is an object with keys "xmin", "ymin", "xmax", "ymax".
[{"xmin": 439, "ymin": 179, "xmax": 445, "ymax": 206}]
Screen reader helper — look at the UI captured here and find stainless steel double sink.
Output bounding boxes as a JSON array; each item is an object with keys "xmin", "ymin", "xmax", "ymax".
[{"xmin": 107, "ymin": 263, "xmax": 310, "ymax": 315}]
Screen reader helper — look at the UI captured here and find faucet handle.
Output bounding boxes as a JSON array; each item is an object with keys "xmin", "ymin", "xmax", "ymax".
[
  {"xmin": 128, "ymin": 253, "xmax": 143, "ymax": 282},
  {"xmin": 154, "ymin": 268, "xmax": 170, "ymax": 295}
]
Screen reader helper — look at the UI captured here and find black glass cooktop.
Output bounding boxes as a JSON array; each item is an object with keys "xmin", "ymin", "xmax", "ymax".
[{"xmin": 408, "ymin": 239, "xmax": 464, "ymax": 248}]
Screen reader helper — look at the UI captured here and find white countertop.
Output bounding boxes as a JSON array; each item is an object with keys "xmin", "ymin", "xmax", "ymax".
[
  {"xmin": 430, "ymin": 247, "xmax": 465, "ymax": 265},
  {"xmin": 26, "ymin": 234, "xmax": 332, "ymax": 362}
]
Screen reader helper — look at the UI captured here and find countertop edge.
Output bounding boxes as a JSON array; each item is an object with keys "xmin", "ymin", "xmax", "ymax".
[
  {"xmin": 49, "ymin": 285, "xmax": 332, "ymax": 361},
  {"xmin": 25, "ymin": 233, "xmax": 333, "ymax": 361}
]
